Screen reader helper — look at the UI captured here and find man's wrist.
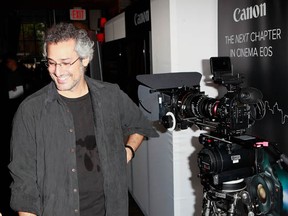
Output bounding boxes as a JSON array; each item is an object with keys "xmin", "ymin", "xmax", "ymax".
[{"xmin": 125, "ymin": 144, "xmax": 135, "ymax": 159}]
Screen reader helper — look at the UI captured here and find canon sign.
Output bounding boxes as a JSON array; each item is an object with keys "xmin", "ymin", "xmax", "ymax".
[
  {"xmin": 233, "ymin": 3, "xmax": 266, "ymax": 22},
  {"xmin": 134, "ymin": 10, "xmax": 150, "ymax": 26}
]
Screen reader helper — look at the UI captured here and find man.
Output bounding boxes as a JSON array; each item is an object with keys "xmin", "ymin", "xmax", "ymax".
[{"xmin": 9, "ymin": 22, "xmax": 158, "ymax": 216}]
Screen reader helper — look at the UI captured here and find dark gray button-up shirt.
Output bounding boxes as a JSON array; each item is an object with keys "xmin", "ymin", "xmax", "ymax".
[{"xmin": 9, "ymin": 76, "xmax": 158, "ymax": 216}]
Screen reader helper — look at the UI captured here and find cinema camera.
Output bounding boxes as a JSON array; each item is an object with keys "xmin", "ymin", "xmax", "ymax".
[{"xmin": 137, "ymin": 57, "xmax": 288, "ymax": 216}]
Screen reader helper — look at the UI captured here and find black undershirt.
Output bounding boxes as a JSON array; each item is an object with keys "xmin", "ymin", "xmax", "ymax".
[{"xmin": 61, "ymin": 93, "xmax": 105, "ymax": 216}]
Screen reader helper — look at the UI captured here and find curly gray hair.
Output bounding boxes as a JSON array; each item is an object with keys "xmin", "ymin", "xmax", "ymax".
[{"xmin": 42, "ymin": 22, "xmax": 94, "ymax": 62}]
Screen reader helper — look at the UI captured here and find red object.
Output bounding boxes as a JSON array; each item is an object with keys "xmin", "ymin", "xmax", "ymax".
[
  {"xmin": 99, "ymin": 17, "xmax": 107, "ymax": 29},
  {"xmin": 96, "ymin": 33, "xmax": 105, "ymax": 42}
]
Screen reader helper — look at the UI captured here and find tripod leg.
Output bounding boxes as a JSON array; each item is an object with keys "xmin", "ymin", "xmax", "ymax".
[
  {"xmin": 202, "ymin": 192, "xmax": 212, "ymax": 216},
  {"xmin": 239, "ymin": 191, "xmax": 255, "ymax": 216}
]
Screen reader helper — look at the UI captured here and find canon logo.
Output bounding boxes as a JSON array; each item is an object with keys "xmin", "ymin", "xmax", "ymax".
[
  {"xmin": 134, "ymin": 10, "xmax": 150, "ymax": 26},
  {"xmin": 233, "ymin": 3, "xmax": 266, "ymax": 22}
]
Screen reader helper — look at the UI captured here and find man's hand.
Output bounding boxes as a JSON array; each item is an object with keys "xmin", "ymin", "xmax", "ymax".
[{"xmin": 18, "ymin": 212, "xmax": 37, "ymax": 216}]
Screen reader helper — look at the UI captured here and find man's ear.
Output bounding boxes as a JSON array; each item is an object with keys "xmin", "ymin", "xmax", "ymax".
[{"xmin": 82, "ymin": 57, "xmax": 90, "ymax": 67}]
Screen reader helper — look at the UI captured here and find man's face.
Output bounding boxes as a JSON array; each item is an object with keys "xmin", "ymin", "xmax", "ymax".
[{"xmin": 46, "ymin": 38, "xmax": 88, "ymax": 98}]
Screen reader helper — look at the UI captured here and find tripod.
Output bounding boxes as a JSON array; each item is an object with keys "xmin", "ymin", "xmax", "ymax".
[{"xmin": 201, "ymin": 179, "xmax": 255, "ymax": 216}]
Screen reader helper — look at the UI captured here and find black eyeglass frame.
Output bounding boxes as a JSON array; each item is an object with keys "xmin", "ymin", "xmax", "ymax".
[{"xmin": 45, "ymin": 57, "xmax": 81, "ymax": 69}]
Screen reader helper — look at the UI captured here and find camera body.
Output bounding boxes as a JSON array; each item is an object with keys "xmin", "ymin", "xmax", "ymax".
[{"xmin": 158, "ymin": 57, "xmax": 265, "ymax": 136}]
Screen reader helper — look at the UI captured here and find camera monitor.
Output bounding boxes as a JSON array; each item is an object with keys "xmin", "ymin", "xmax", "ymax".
[
  {"xmin": 210, "ymin": 56, "xmax": 243, "ymax": 85},
  {"xmin": 210, "ymin": 56, "xmax": 232, "ymax": 77}
]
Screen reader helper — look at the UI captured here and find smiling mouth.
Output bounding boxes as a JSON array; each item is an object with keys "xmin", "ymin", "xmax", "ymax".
[{"xmin": 57, "ymin": 76, "xmax": 69, "ymax": 84}]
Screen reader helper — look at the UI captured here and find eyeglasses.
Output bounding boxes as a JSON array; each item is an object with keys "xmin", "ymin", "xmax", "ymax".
[{"xmin": 45, "ymin": 57, "xmax": 80, "ymax": 70}]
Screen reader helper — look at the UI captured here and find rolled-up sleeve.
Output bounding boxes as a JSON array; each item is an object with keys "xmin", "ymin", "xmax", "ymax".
[{"xmin": 116, "ymin": 85, "xmax": 159, "ymax": 138}]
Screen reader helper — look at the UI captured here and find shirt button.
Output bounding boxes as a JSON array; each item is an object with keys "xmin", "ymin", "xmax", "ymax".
[
  {"xmin": 72, "ymin": 168, "xmax": 76, "ymax": 172},
  {"xmin": 69, "ymin": 128, "xmax": 73, "ymax": 133},
  {"xmin": 74, "ymin": 209, "xmax": 79, "ymax": 213},
  {"xmin": 70, "ymin": 148, "xmax": 75, "ymax": 153},
  {"xmin": 73, "ymin": 188, "xmax": 78, "ymax": 193}
]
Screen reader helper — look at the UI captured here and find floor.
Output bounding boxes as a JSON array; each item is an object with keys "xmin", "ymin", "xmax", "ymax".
[{"xmin": 129, "ymin": 192, "xmax": 145, "ymax": 216}]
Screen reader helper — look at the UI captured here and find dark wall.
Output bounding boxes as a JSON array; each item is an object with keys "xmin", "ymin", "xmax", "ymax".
[
  {"xmin": 0, "ymin": 10, "xmax": 21, "ymax": 57},
  {"xmin": 218, "ymin": 0, "xmax": 288, "ymax": 156}
]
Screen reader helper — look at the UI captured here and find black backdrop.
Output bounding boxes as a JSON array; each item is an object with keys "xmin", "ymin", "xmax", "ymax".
[{"xmin": 218, "ymin": 0, "xmax": 288, "ymax": 156}]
